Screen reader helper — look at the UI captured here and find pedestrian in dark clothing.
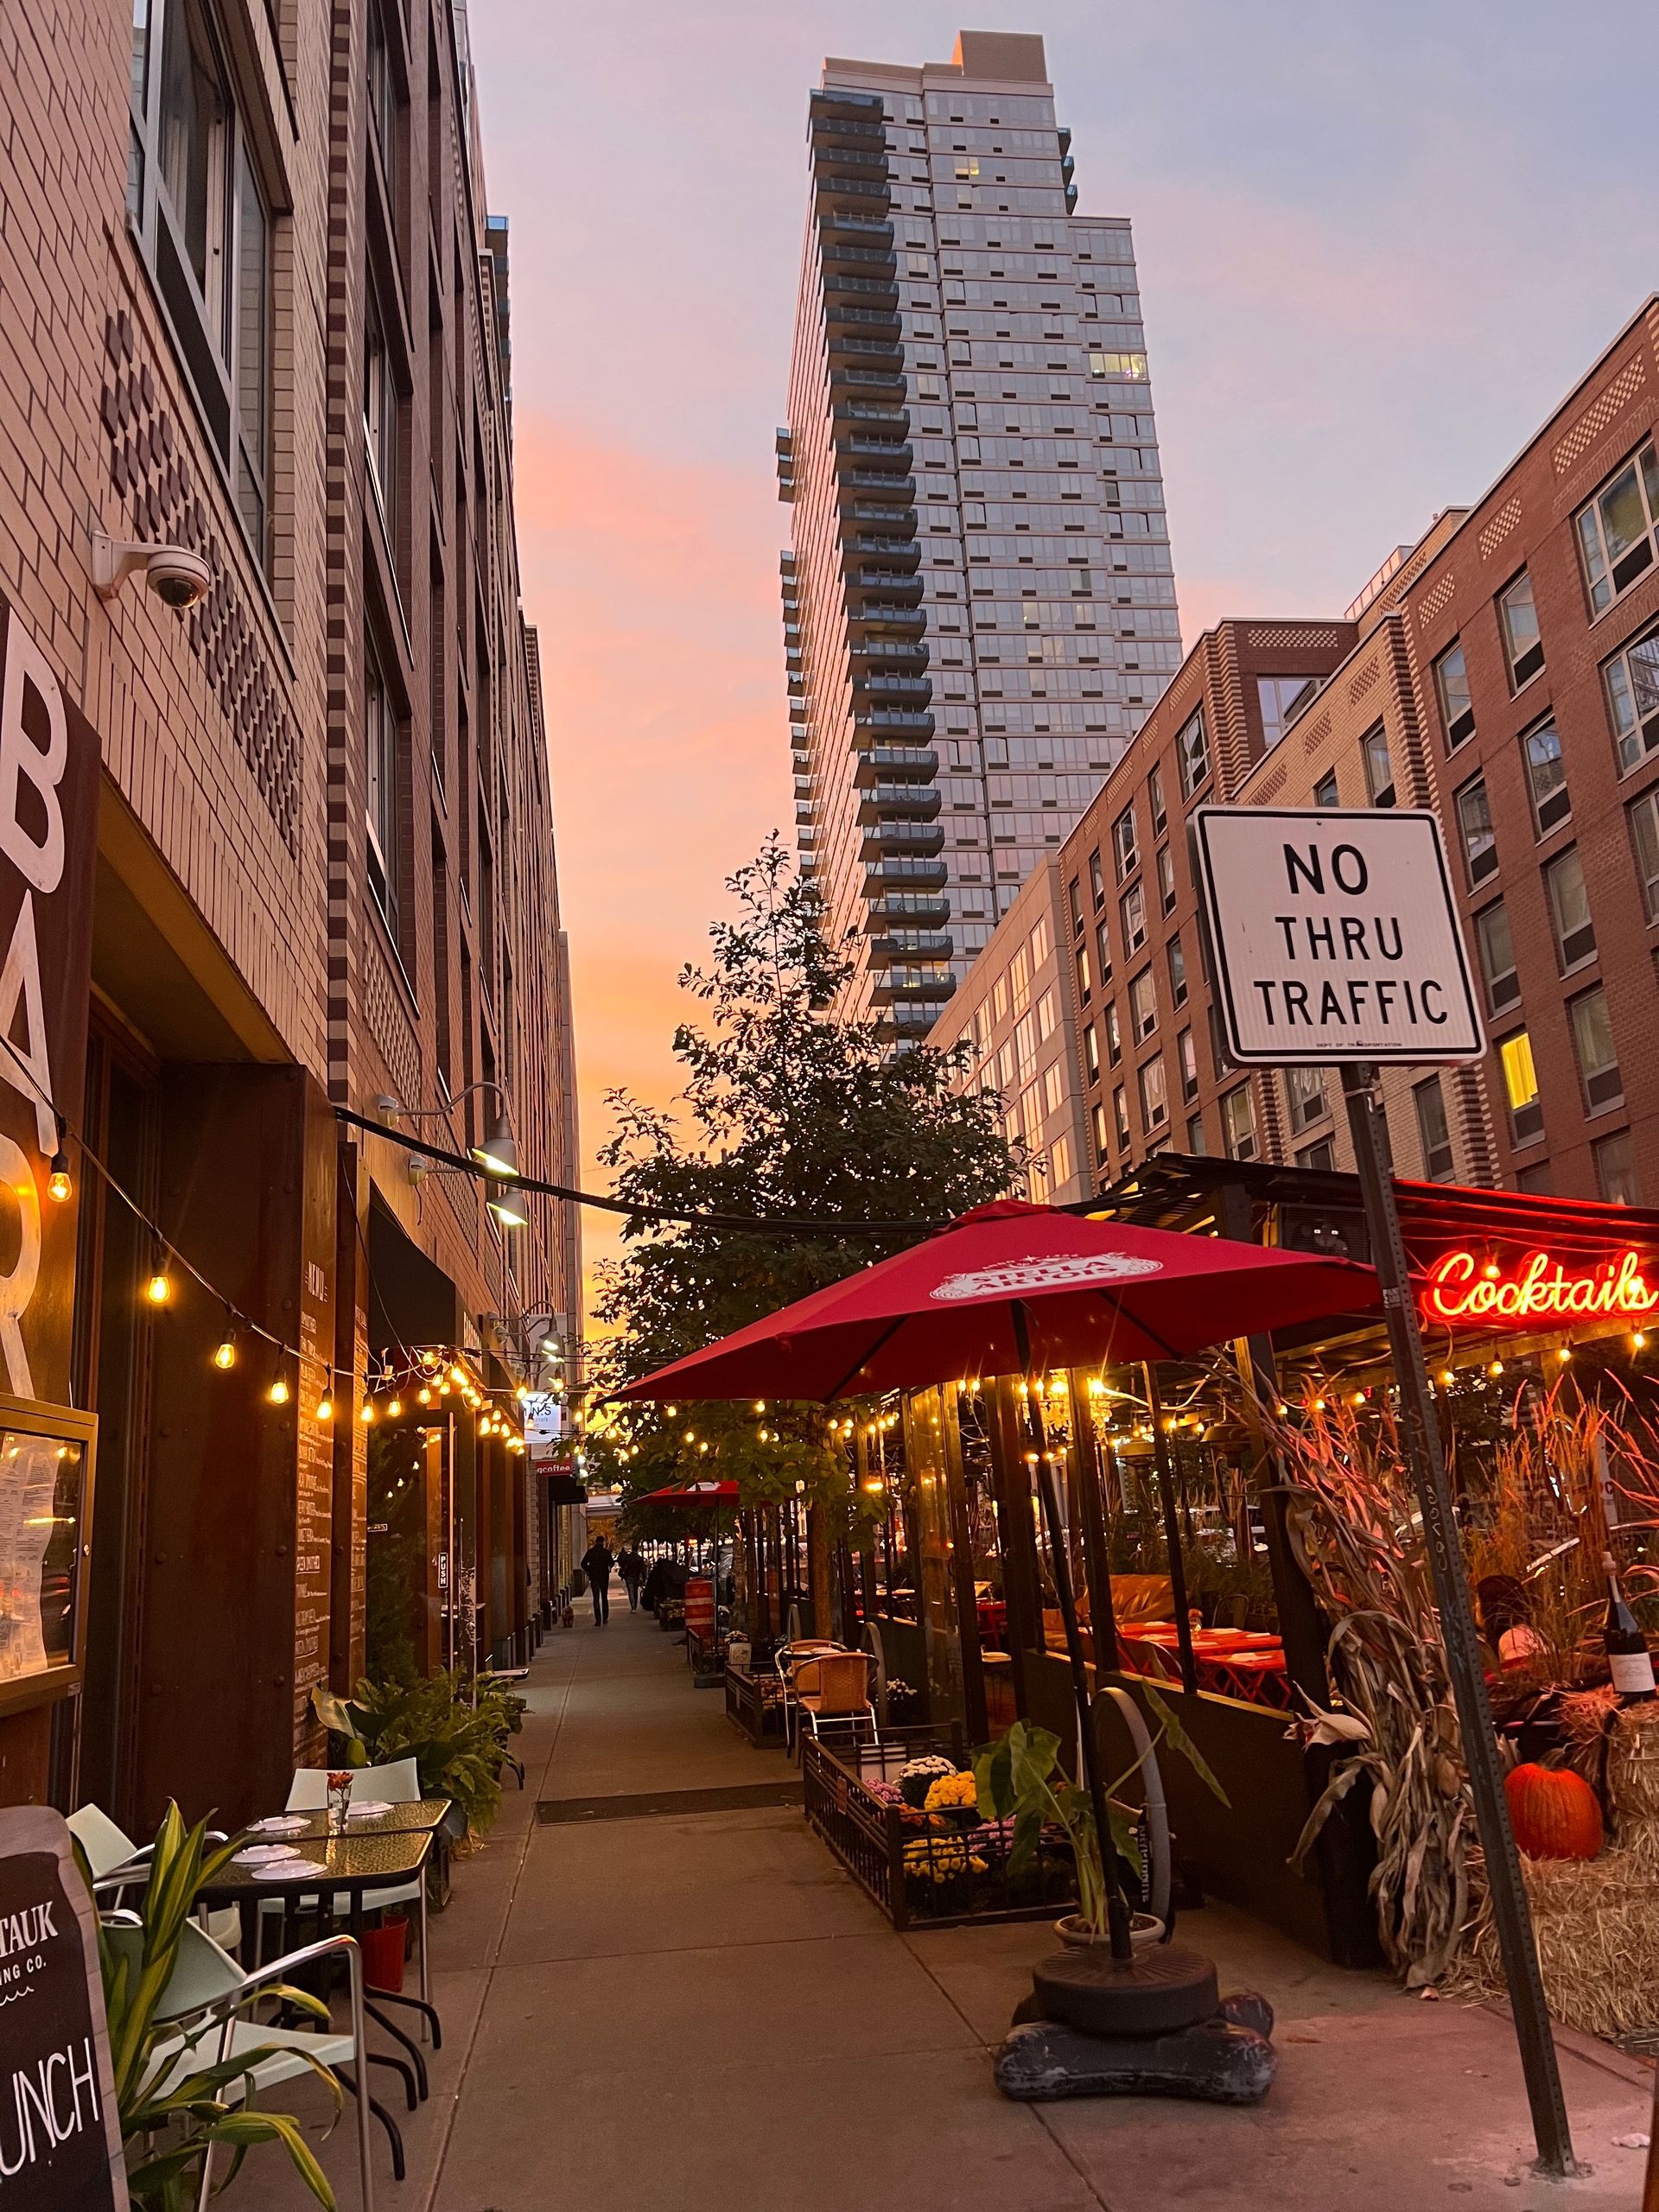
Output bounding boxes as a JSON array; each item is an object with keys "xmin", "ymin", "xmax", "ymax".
[
  {"xmin": 580, "ymin": 1537, "xmax": 616, "ymax": 1624},
  {"xmin": 617, "ymin": 1545, "xmax": 647, "ymax": 1611}
]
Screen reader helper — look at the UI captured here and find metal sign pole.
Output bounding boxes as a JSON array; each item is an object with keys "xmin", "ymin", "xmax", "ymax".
[{"xmin": 1341, "ymin": 1064, "xmax": 1574, "ymax": 2177}]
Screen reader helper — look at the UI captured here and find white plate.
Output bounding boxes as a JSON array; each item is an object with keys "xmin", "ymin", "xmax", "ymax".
[
  {"xmin": 344, "ymin": 1800, "xmax": 394, "ymax": 1820},
  {"xmin": 235, "ymin": 1844, "xmax": 302, "ymax": 1866},
  {"xmin": 246, "ymin": 1816, "xmax": 308, "ymax": 1835},
  {"xmin": 251, "ymin": 1862, "xmax": 321, "ymax": 1882}
]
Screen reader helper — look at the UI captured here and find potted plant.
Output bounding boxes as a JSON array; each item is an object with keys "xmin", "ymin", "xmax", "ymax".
[
  {"xmin": 974, "ymin": 1683, "xmax": 1229, "ymax": 1949},
  {"xmin": 359, "ymin": 1908, "xmax": 409, "ymax": 1994}
]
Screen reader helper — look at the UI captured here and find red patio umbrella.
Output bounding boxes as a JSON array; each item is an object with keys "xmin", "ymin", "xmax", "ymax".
[
  {"xmin": 634, "ymin": 1479, "xmax": 740, "ymax": 1507},
  {"xmin": 617, "ymin": 1198, "xmax": 1377, "ymax": 1404}
]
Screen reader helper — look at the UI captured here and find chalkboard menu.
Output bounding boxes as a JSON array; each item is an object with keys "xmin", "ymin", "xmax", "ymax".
[{"xmin": 0, "ymin": 1806, "xmax": 125, "ymax": 2209}]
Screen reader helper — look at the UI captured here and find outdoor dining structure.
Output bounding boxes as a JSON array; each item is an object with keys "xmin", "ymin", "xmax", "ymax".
[{"xmin": 620, "ymin": 1148, "xmax": 1659, "ymax": 2162}]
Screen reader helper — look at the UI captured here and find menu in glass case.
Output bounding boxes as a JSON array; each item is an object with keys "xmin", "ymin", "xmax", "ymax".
[{"xmin": 0, "ymin": 1400, "xmax": 94, "ymax": 1712}]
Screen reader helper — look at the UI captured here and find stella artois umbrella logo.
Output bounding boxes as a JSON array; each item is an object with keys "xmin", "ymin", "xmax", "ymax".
[{"xmin": 930, "ymin": 1252, "xmax": 1164, "ymax": 1301}]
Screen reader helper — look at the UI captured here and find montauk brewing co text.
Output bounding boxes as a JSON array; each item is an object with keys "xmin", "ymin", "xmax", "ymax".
[{"xmin": 1193, "ymin": 808, "xmax": 1484, "ymax": 1066}]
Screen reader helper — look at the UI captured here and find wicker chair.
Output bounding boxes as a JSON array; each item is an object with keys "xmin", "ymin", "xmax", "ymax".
[{"xmin": 791, "ymin": 1649, "xmax": 879, "ymax": 1758}]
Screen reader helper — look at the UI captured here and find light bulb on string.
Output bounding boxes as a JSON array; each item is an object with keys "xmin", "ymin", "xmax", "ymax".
[
  {"xmin": 144, "ymin": 1246, "xmax": 171, "ymax": 1306},
  {"xmin": 268, "ymin": 1370, "xmax": 290, "ymax": 1407},
  {"xmin": 316, "ymin": 1380, "xmax": 334, "ymax": 1421},
  {"xmin": 213, "ymin": 1314, "xmax": 237, "ymax": 1371},
  {"xmin": 387, "ymin": 1395, "xmax": 403, "ymax": 1418},
  {"xmin": 360, "ymin": 1399, "xmax": 377, "ymax": 1424},
  {"xmin": 46, "ymin": 1147, "xmax": 72, "ymax": 1204},
  {"xmin": 1489, "ymin": 1357, "xmax": 1504, "ymax": 1378},
  {"xmin": 417, "ymin": 1385, "xmax": 432, "ymax": 1405}
]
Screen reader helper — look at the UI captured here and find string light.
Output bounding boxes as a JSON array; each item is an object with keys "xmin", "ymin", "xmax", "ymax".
[
  {"xmin": 144, "ymin": 1247, "xmax": 171, "ymax": 1306},
  {"xmin": 46, "ymin": 1149, "xmax": 71, "ymax": 1204},
  {"xmin": 361, "ymin": 1399, "xmax": 377, "ymax": 1424},
  {"xmin": 417, "ymin": 1385, "xmax": 432, "ymax": 1405},
  {"xmin": 316, "ymin": 1383, "xmax": 334, "ymax": 1421},
  {"xmin": 213, "ymin": 1315, "xmax": 237, "ymax": 1371},
  {"xmin": 267, "ymin": 1372, "xmax": 289, "ymax": 1406},
  {"xmin": 1489, "ymin": 1357, "xmax": 1504, "ymax": 1378}
]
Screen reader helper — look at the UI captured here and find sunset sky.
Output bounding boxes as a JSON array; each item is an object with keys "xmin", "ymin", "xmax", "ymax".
[{"xmin": 466, "ymin": 0, "xmax": 1659, "ymax": 1294}]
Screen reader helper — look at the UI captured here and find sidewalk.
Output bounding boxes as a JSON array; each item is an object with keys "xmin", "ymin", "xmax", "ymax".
[{"xmin": 262, "ymin": 1609, "xmax": 1654, "ymax": 2212}]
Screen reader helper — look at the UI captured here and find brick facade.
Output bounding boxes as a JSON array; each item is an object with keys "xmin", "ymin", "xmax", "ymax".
[{"xmin": 0, "ymin": 0, "xmax": 578, "ymax": 1818}]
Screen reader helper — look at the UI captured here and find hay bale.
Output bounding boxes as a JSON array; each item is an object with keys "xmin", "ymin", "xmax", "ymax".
[{"xmin": 1468, "ymin": 1825, "xmax": 1659, "ymax": 2043}]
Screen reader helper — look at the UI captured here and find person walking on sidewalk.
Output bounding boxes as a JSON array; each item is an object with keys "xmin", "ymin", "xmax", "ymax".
[
  {"xmin": 580, "ymin": 1535, "xmax": 616, "ymax": 1625},
  {"xmin": 617, "ymin": 1544, "xmax": 647, "ymax": 1611}
]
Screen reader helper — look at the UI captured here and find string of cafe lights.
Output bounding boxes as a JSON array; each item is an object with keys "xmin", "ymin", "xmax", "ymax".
[{"xmin": 10, "ymin": 1052, "xmax": 545, "ymax": 1444}]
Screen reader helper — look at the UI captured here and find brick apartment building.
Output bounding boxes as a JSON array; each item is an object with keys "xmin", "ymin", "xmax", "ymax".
[
  {"xmin": 934, "ymin": 301, "xmax": 1659, "ymax": 1216},
  {"xmin": 0, "ymin": 0, "xmax": 578, "ymax": 1827}
]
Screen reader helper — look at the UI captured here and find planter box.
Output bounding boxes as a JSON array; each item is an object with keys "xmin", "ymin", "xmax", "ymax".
[
  {"xmin": 725, "ymin": 1663, "xmax": 789, "ymax": 1748},
  {"xmin": 802, "ymin": 1725, "xmax": 1077, "ymax": 1933}
]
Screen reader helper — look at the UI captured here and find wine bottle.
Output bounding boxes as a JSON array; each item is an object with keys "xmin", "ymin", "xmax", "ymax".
[{"xmin": 1602, "ymin": 1550, "xmax": 1656, "ymax": 1699}]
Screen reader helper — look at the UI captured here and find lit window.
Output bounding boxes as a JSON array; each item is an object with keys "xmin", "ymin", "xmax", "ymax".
[
  {"xmin": 1089, "ymin": 351, "xmax": 1147, "ymax": 379},
  {"xmin": 1543, "ymin": 848, "xmax": 1595, "ymax": 971},
  {"xmin": 1569, "ymin": 987, "xmax": 1622, "ymax": 1113},
  {"xmin": 1413, "ymin": 1076, "xmax": 1454, "ymax": 1181},
  {"xmin": 1522, "ymin": 719, "xmax": 1570, "ymax": 836},
  {"xmin": 1498, "ymin": 571, "xmax": 1544, "ymax": 689},
  {"xmin": 1129, "ymin": 969, "xmax": 1157, "ymax": 1044},
  {"xmin": 1604, "ymin": 626, "xmax": 1659, "ymax": 773},
  {"xmin": 1499, "ymin": 1029, "xmax": 1542, "ymax": 1144},
  {"xmin": 1629, "ymin": 790, "xmax": 1659, "ymax": 921},
  {"xmin": 1178, "ymin": 708, "xmax": 1209, "ymax": 798},
  {"xmin": 1456, "ymin": 777, "xmax": 1497, "ymax": 885},
  {"xmin": 1576, "ymin": 439, "xmax": 1659, "ymax": 614},
  {"xmin": 1594, "ymin": 1129, "xmax": 1638, "ymax": 1205},
  {"xmin": 1222, "ymin": 1084, "xmax": 1256, "ymax": 1160},
  {"xmin": 1361, "ymin": 725, "xmax": 1395, "ymax": 807},
  {"xmin": 954, "ymin": 157, "xmax": 980, "ymax": 179},
  {"xmin": 1475, "ymin": 901, "xmax": 1521, "ymax": 1014},
  {"xmin": 1433, "ymin": 642, "xmax": 1475, "ymax": 750},
  {"xmin": 1138, "ymin": 1055, "xmax": 1167, "ymax": 1132}
]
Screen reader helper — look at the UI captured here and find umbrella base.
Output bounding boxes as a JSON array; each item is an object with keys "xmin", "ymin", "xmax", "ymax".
[
  {"xmin": 1032, "ymin": 1942, "xmax": 1219, "ymax": 2036},
  {"xmin": 996, "ymin": 1989, "xmax": 1276, "ymax": 2105}
]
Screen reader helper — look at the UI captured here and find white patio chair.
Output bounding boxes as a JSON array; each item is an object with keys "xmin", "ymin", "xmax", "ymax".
[
  {"xmin": 284, "ymin": 1758, "xmax": 437, "ymax": 2045},
  {"xmin": 68, "ymin": 1802, "xmax": 240, "ymax": 1952}
]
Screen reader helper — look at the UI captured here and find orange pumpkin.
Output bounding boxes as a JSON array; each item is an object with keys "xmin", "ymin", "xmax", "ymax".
[{"xmin": 1503, "ymin": 1763, "xmax": 1603, "ymax": 1861}]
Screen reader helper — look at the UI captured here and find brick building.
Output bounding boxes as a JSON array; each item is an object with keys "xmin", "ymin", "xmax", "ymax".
[
  {"xmin": 934, "ymin": 303, "xmax": 1659, "ymax": 1220},
  {"xmin": 0, "ymin": 0, "xmax": 578, "ymax": 1826}
]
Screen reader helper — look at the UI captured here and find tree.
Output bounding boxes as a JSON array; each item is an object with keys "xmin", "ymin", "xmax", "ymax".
[{"xmin": 589, "ymin": 838, "xmax": 1020, "ymax": 1524}]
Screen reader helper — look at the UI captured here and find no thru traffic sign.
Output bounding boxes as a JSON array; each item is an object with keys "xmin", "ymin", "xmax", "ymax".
[{"xmin": 1192, "ymin": 806, "xmax": 1484, "ymax": 1066}]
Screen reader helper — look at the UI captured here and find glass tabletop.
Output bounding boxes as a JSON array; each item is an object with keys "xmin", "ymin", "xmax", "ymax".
[
  {"xmin": 245, "ymin": 1797, "xmax": 450, "ymax": 1843},
  {"xmin": 200, "ymin": 1827, "xmax": 435, "ymax": 1897}
]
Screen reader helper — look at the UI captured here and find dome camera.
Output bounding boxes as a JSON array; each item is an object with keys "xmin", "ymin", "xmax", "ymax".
[{"xmin": 91, "ymin": 531, "xmax": 213, "ymax": 612}]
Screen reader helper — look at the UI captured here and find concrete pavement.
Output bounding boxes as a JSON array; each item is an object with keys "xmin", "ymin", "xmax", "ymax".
[{"xmin": 257, "ymin": 1606, "xmax": 1655, "ymax": 2212}]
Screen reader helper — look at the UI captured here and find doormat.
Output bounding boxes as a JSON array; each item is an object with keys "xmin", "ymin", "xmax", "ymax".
[{"xmin": 537, "ymin": 1781, "xmax": 804, "ymax": 1825}]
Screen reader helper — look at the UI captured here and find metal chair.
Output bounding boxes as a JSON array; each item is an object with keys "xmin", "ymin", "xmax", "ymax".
[
  {"xmin": 101, "ymin": 1916, "xmax": 381, "ymax": 2210},
  {"xmin": 773, "ymin": 1639, "xmax": 841, "ymax": 1754},
  {"xmin": 791, "ymin": 1649, "xmax": 880, "ymax": 1759}
]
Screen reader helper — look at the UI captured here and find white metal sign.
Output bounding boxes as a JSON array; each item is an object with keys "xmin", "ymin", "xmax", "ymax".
[{"xmin": 1192, "ymin": 806, "xmax": 1484, "ymax": 1065}]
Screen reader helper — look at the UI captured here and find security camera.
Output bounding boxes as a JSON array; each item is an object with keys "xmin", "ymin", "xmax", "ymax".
[{"xmin": 91, "ymin": 533, "xmax": 213, "ymax": 611}]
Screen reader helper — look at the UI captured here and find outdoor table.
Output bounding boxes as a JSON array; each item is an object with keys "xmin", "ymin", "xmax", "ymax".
[
  {"xmin": 255, "ymin": 1798, "xmax": 451, "ymax": 1844},
  {"xmin": 198, "ymin": 1827, "xmax": 439, "ymax": 1966}
]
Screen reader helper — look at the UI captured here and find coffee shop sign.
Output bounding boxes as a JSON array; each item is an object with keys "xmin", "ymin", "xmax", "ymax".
[{"xmin": 1422, "ymin": 1248, "xmax": 1659, "ymax": 1328}]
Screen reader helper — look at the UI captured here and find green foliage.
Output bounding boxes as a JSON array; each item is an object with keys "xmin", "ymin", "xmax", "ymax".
[
  {"xmin": 318, "ymin": 1671, "xmax": 526, "ymax": 1838},
  {"xmin": 89, "ymin": 1802, "xmax": 340, "ymax": 2211},
  {"xmin": 974, "ymin": 1700, "xmax": 1229, "ymax": 1936},
  {"xmin": 363, "ymin": 1428, "xmax": 425, "ymax": 1685},
  {"xmin": 592, "ymin": 839, "xmax": 1020, "ymax": 1512}
]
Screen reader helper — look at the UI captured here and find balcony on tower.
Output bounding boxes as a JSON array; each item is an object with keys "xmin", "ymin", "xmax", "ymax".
[
  {"xmin": 865, "ymin": 855, "xmax": 948, "ymax": 889},
  {"xmin": 857, "ymin": 783, "xmax": 942, "ymax": 827},
  {"xmin": 855, "ymin": 704, "xmax": 934, "ymax": 738},
  {"xmin": 861, "ymin": 818, "xmax": 945, "ymax": 861},
  {"xmin": 868, "ymin": 929, "xmax": 954, "ymax": 966},
  {"xmin": 865, "ymin": 887, "xmax": 950, "ymax": 929},
  {"xmin": 855, "ymin": 746, "xmax": 937, "ymax": 784}
]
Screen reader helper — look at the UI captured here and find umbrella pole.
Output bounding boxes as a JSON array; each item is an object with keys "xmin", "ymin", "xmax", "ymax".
[{"xmin": 1014, "ymin": 1307, "xmax": 1134, "ymax": 1963}]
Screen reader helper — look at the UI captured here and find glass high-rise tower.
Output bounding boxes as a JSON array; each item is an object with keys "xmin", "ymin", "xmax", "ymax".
[{"xmin": 779, "ymin": 30, "xmax": 1181, "ymax": 1038}]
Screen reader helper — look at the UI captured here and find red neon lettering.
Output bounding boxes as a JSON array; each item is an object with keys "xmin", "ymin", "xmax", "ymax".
[{"xmin": 1422, "ymin": 1248, "xmax": 1659, "ymax": 1326}]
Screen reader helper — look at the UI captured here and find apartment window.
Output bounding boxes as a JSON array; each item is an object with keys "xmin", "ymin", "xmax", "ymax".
[
  {"xmin": 1456, "ymin": 776, "xmax": 1497, "ymax": 885},
  {"xmin": 1091, "ymin": 1101, "xmax": 1110, "ymax": 1164},
  {"xmin": 1296, "ymin": 1137, "xmax": 1336, "ymax": 1172},
  {"xmin": 1498, "ymin": 570, "xmax": 1544, "ymax": 689},
  {"xmin": 1604, "ymin": 625, "xmax": 1659, "ymax": 773},
  {"xmin": 1178, "ymin": 708, "xmax": 1210, "ymax": 798},
  {"xmin": 1129, "ymin": 969, "xmax": 1157, "ymax": 1044},
  {"xmin": 1103, "ymin": 1000, "xmax": 1122, "ymax": 1066},
  {"xmin": 1162, "ymin": 1028, "xmax": 1192, "ymax": 1107},
  {"xmin": 1089, "ymin": 848, "xmax": 1106, "ymax": 908},
  {"xmin": 1576, "ymin": 439, "xmax": 1659, "ymax": 614},
  {"xmin": 1499, "ymin": 1029, "xmax": 1542, "ymax": 1144},
  {"xmin": 1051, "ymin": 1132, "xmax": 1071, "ymax": 1190},
  {"xmin": 1147, "ymin": 763, "xmax": 1166, "ymax": 834},
  {"xmin": 1036, "ymin": 988, "xmax": 1056, "ymax": 1041},
  {"xmin": 1075, "ymin": 944, "xmax": 1091, "ymax": 1005},
  {"xmin": 367, "ymin": 0, "xmax": 395, "ymax": 169},
  {"xmin": 1361, "ymin": 724, "xmax": 1395, "ymax": 807},
  {"xmin": 1166, "ymin": 934, "xmax": 1187, "ymax": 1007},
  {"xmin": 1313, "ymin": 768, "xmax": 1339, "ymax": 809},
  {"xmin": 1594, "ymin": 1129, "xmax": 1639, "ymax": 1205},
  {"xmin": 1068, "ymin": 875, "xmax": 1084, "ymax": 934},
  {"xmin": 1138, "ymin": 1055, "xmax": 1168, "ymax": 1133},
  {"xmin": 128, "ymin": 0, "xmax": 271, "ymax": 565},
  {"xmin": 1543, "ymin": 847, "xmax": 1596, "ymax": 971},
  {"xmin": 365, "ymin": 636, "xmax": 399, "ymax": 934},
  {"xmin": 1185, "ymin": 1113, "xmax": 1208, "ymax": 1156},
  {"xmin": 365, "ymin": 283, "xmax": 399, "ymax": 537},
  {"xmin": 1083, "ymin": 1021, "xmax": 1100, "ymax": 1080},
  {"xmin": 1155, "ymin": 844, "xmax": 1175, "ymax": 915},
  {"xmin": 1014, "ymin": 1011, "xmax": 1038, "ymax": 1085},
  {"xmin": 1629, "ymin": 790, "xmax": 1659, "ymax": 920},
  {"xmin": 1286, "ymin": 1063, "xmax": 1326, "ymax": 1132},
  {"xmin": 1222, "ymin": 1084, "xmax": 1257, "ymax": 1160},
  {"xmin": 1434, "ymin": 641, "xmax": 1476, "ymax": 750},
  {"xmin": 1516, "ymin": 1163, "xmax": 1553, "ymax": 1195},
  {"xmin": 1413, "ymin": 1076, "xmax": 1454, "ymax": 1181},
  {"xmin": 1112, "ymin": 1085, "xmax": 1130, "ymax": 1148},
  {"xmin": 1010, "ymin": 944, "xmax": 1031, "ymax": 1016},
  {"xmin": 1522, "ymin": 719, "xmax": 1570, "ymax": 836},
  {"xmin": 1121, "ymin": 880, "xmax": 1147, "ymax": 956},
  {"xmin": 1258, "ymin": 675, "xmax": 1320, "ymax": 753},
  {"xmin": 1475, "ymin": 900, "xmax": 1522, "ymax": 1014},
  {"xmin": 1570, "ymin": 986, "xmax": 1623, "ymax": 1112},
  {"xmin": 1112, "ymin": 806, "xmax": 1137, "ymax": 881},
  {"xmin": 992, "ymin": 974, "xmax": 1009, "ymax": 1022},
  {"xmin": 1044, "ymin": 1062, "xmax": 1064, "ymax": 1116},
  {"xmin": 1096, "ymin": 918, "xmax": 1112, "ymax": 986}
]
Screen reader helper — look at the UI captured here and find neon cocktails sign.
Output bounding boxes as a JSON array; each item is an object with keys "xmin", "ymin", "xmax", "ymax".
[{"xmin": 1422, "ymin": 1248, "xmax": 1659, "ymax": 1326}]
